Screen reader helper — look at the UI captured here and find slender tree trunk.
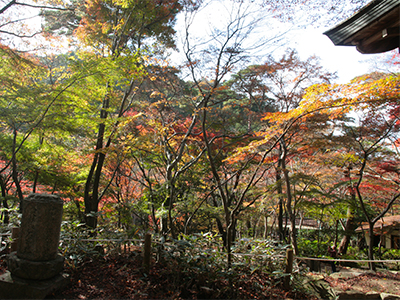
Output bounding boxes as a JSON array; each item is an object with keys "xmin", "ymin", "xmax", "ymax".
[
  {"xmin": 339, "ymin": 166, "xmax": 356, "ymax": 255},
  {"xmin": 368, "ymin": 222, "xmax": 376, "ymax": 271},
  {"xmin": 0, "ymin": 176, "xmax": 9, "ymax": 224},
  {"xmin": 338, "ymin": 208, "xmax": 355, "ymax": 255},
  {"xmin": 166, "ymin": 173, "xmax": 176, "ymax": 238},
  {"xmin": 264, "ymin": 215, "xmax": 268, "ymax": 239},
  {"xmin": 276, "ymin": 162, "xmax": 284, "ymax": 241},
  {"xmin": 84, "ymin": 86, "xmax": 110, "ymax": 229},
  {"xmin": 281, "ymin": 142, "xmax": 299, "ymax": 255},
  {"xmin": 151, "ymin": 202, "xmax": 158, "ymax": 234},
  {"xmin": 12, "ymin": 129, "xmax": 24, "ymax": 212},
  {"xmin": 215, "ymin": 217, "xmax": 227, "ymax": 248},
  {"xmin": 32, "ymin": 171, "xmax": 38, "ymax": 194},
  {"xmin": 32, "ymin": 135, "xmax": 43, "ymax": 194},
  {"xmin": 226, "ymin": 212, "xmax": 235, "ymax": 268}
]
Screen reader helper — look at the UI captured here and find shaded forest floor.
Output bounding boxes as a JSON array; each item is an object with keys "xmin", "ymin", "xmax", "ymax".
[
  {"xmin": 2, "ymin": 251, "xmax": 400, "ymax": 299},
  {"xmin": 41, "ymin": 253, "xmax": 317, "ymax": 300}
]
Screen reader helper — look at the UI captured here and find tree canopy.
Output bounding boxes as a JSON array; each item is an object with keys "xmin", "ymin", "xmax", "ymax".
[{"xmin": 0, "ymin": 0, "xmax": 399, "ymax": 272}]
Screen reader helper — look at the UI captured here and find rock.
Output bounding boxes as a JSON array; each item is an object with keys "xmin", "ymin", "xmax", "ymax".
[
  {"xmin": 381, "ymin": 293, "xmax": 400, "ymax": 300},
  {"xmin": 365, "ymin": 291, "xmax": 381, "ymax": 299},
  {"xmin": 335, "ymin": 290, "xmax": 371, "ymax": 299}
]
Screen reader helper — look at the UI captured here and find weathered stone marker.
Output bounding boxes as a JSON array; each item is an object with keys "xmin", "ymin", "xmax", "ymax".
[{"xmin": 0, "ymin": 193, "xmax": 68, "ymax": 299}]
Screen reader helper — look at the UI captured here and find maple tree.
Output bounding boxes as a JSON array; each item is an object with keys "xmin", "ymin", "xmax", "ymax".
[
  {"xmin": 223, "ymin": 68, "xmax": 400, "ymax": 260},
  {"xmin": 101, "ymin": 64, "xmax": 206, "ymax": 236},
  {"xmin": 292, "ymin": 72, "xmax": 400, "ymax": 265},
  {"xmin": 39, "ymin": 0, "xmax": 184, "ymax": 229},
  {"xmin": 336, "ymin": 82, "xmax": 400, "ymax": 269},
  {"xmin": 0, "ymin": 49, "xmax": 74, "ymax": 212},
  {"xmin": 227, "ymin": 49, "xmax": 336, "ymax": 253}
]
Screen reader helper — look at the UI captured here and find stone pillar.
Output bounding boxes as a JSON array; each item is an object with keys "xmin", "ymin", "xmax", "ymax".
[{"xmin": 8, "ymin": 193, "xmax": 64, "ymax": 280}]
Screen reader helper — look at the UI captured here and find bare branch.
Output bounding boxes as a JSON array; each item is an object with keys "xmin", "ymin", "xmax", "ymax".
[
  {"xmin": 0, "ymin": 29, "xmax": 42, "ymax": 38},
  {"xmin": 14, "ymin": 1, "xmax": 72, "ymax": 11}
]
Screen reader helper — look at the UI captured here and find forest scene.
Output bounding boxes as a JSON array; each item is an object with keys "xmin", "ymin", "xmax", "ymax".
[{"xmin": 0, "ymin": 0, "xmax": 400, "ymax": 298}]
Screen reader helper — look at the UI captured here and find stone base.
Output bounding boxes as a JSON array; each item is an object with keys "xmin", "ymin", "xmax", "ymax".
[
  {"xmin": 8, "ymin": 252, "xmax": 64, "ymax": 280},
  {"xmin": 0, "ymin": 270, "xmax": 69, "ymax": 299}
]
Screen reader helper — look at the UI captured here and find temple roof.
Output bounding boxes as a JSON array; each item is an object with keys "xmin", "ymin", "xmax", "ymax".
[
  {"xmin": 356, "ymin": 215, "xmax": 400, "ymax": 234},
  {"xmin": 324, "ymin": 0, "xmax": 400, "ymax": 54}
]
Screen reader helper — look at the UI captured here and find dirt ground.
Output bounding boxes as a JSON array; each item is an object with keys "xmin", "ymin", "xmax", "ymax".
[{"xmin": 319, "ymin": 266, "xmax": 400, "ymax": 296}]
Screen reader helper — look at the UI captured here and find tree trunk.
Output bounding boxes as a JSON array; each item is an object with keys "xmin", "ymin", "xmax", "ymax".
[
  {"xmin": 215, "ymin": 217, "xmax": 227, "ymax": 248},
  {"xmin": 368, "ymin": 222, "xmax": 376, "ymax": 271},
  {"xmin": 12, "ymin": 129, "xmax": 24, "ymax": 212},
  {"xmin": 151, "ymin": 202, "xmax": 158, "ymax": 234},
  {"xmin": 276, "ymin": 162, "xmax": 285, "ymax": 241},
  {"xmin": 226, "ymin": 212, "xmax": 236, "ymax": 268},
  {"xmin": 84, "ymin": 87, "xmax": 110, "ymax": 229},
  {"xmin": 339, "ymin": 167, "xmax": 357, "ymax": 255},
  {"xmin": 166, "ymin": 172, "xmax": 176, "ymax": 238},
  {"xmin": 264, "ymin": 215, "xmax": 268, "ymax": 239},
  {"xmin": 338, "ymin": 208, "xmax": 355, "ymax": 255},
  {"xmin": 282, "ymin": 156, "xmax": 299, "ymax": 255},
  {"xmin": 0, "ymin": 176, "xmax": 9, "ymax": 224}
]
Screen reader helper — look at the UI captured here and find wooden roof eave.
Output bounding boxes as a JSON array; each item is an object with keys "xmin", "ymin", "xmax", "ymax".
[{"xmin": 323, "ymin": 0, "xmax": 400, "ymax": 54}]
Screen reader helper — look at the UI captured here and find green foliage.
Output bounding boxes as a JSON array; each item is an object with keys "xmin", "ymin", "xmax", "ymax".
[
  {"xmin": 339, "ymin": 246, "xmax": 367, "ymax": 268},
  {"xmin": 380, "ymin": 249, "xmax": 400, "ymax": 270},
  {"xmin": 381, "ymin": 248, "xmax": 400, "ymax": 260},
  {"xmin": 298, "ymin": 238, "xmax": 329, "ymax": 257},
  {"xmin": 0, "ymin": 203, "xmax": 21, "ymax": 228},
  {"xmin": 59, "ymin": 218, "xmax": 140, "ymax": 268},
  {"xmin": 152, "ymin": 233, "xmax": 292, "ymax": 296}
]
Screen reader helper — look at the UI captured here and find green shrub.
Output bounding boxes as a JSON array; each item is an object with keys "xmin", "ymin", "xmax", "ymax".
[
  {"xmin": 381, "ymin": 248, "xmax": 400, "ymax": 270},
  {"xmin": 297, "ymin": 238, "xmax": 329, "ymax": 257}
]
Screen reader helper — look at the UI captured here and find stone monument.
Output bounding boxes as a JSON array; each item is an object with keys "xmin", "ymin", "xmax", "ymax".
[{"xmin": 0, "ymin": 193, "xmax": 68, "ymax": 299}]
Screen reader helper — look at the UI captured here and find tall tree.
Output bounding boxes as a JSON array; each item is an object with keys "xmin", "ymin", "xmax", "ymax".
[
  {"xmin": 228, "ymin": 49, "xmax": 335, "ymax": 250},
  {"xmin": 297, "ymin": 72, "xmax": 400, "ymax": 268},
  {"xmin": 41, "ymin": 0, "xmax": 183, "ymax": 228},
  {"xmin": 182, "ymin": 0, "xmax": 294, "ymax": 267}
]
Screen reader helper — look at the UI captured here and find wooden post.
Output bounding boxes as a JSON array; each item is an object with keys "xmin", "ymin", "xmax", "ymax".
[
  {"xmin": 284, "ymin": 248, "xmax": 293, "ymax": 289},
  {"xmin": 10, "ymin": 227, "xmax": 20, "ymax": 252},
  {"xmin": 143, "ymin": 233, "xmax": 152, "ymax": 273}
]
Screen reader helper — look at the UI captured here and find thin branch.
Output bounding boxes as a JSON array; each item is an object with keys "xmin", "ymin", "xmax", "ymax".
[
  {"xmin": 0, "ymin": 0, "xmax": 16, "ymax": 14},
  {"xmin": 14, "ymin": 1, "xmax": 72, "ymax": 11},
  {"xmin": 0, "ymin": 29, "xmax": 42, "ymax": 38}
]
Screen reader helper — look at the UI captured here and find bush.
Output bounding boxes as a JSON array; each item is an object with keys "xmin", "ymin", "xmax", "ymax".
[
  {"xmin": 339, "ymin": 246, "xmax": 366, "ymax": 268},
  {"xmin": 381, "ymin": 248, "xmax": 400, "ymax": 270},
  {"xmin": 297, "ymin": 238, "xmax": 329, "ymax": 257}
]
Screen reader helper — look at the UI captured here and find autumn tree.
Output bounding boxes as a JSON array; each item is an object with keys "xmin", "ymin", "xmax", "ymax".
[
  {"xmin": 180, "ymin": 0, "xmax": 304, "ymax": 267},
  {"xmin": 103, "ymin": 63, "xmax": 206, "ymax": 236},
  {"xmin": 287, "ymin": 71, "xmax": 400, "ymax": 267},
  {"xmin": 41, "ymin": 0, "xmax": 184, "ymax": 229},
  {"xmin": 338, "ymin": 74, "xmax": 400, "ymax": 270},
  {"xmin": 228, "ymin": 49, "xmax": 335, "ymax": 252}
]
